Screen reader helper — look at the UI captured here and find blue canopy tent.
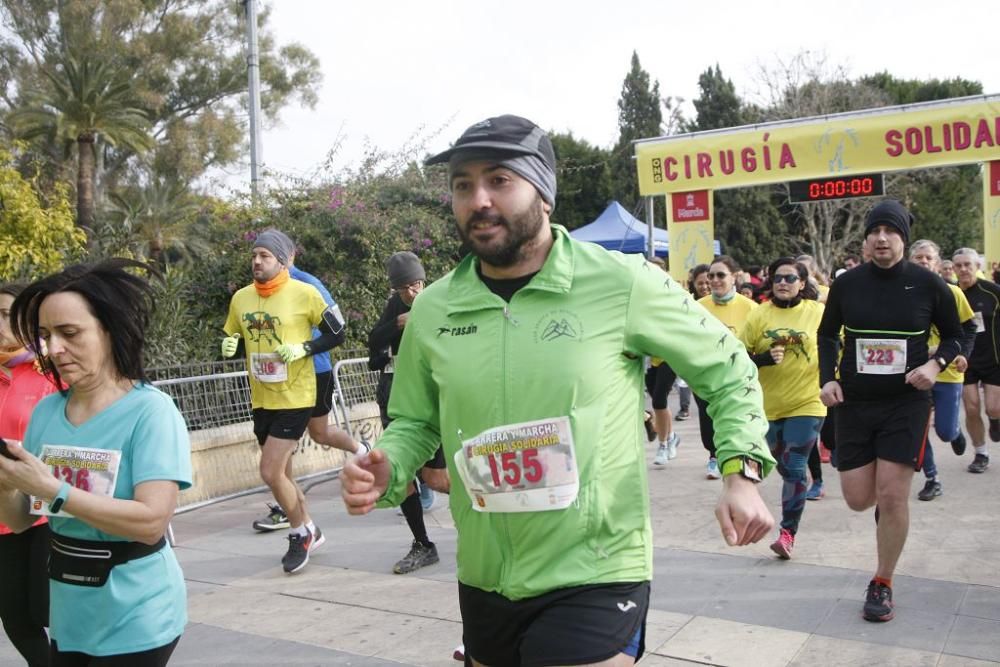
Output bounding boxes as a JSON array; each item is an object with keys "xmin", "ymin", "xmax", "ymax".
[{"xmin": 569, "ymin": 202, "xmax": 721, "ymax": 257}]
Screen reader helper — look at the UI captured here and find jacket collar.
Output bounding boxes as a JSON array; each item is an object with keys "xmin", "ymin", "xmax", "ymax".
[{"xmin": 447, "ymin": 225, "xmax": 575, "ymax": 315}]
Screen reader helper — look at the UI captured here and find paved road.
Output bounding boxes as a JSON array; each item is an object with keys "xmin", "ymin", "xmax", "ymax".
[{"xmin": 1, "ymin": 400, "xmax": 998, "ymax": 666}]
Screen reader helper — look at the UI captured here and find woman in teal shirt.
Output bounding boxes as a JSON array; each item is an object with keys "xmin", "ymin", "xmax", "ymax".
[{"xmin": 0, "ymin": 259, "xmax": 192, "ymax": 666}]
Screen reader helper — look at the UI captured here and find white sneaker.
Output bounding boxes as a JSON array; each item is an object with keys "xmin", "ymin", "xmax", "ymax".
[
  {"xmin": 706, "ymin": 458, "xmax": 721, "ymax": 479},
  {"xmin": 667, "ymin": 432, "xmax": 680, "ymax": 459},
  {"xmin": 654, "ymin": 443, "xmax": 669, "ymax": 465}
]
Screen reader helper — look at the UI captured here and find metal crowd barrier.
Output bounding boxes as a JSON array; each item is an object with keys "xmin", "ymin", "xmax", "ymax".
[{"xmin": 147, "ymin": 353, "xmax": 380, "ymax": 521}]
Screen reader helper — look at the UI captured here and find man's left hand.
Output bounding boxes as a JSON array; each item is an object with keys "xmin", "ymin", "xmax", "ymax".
[
  {"xmin": 715, "ymin": 474, "xmax": 775, "ymax": 546},
  {"xmin": 274, "ymin": 343, "xmax": 307, "ymax": 363},
  {"xmin": 904, "ymin": 360, "xmax": 939, "ymax": 390}
]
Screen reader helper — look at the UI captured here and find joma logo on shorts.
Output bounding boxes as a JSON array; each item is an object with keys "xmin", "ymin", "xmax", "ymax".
[{"xmin": 437, "ymin": 324, "xmax": 478, "ymax": 337}]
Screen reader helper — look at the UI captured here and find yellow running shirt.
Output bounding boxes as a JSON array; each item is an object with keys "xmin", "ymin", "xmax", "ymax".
[
  {"xmin": 740, "ymin": 300, "xmax": 826, "ymax": 420},
  {"xmin": 224, "ymin": 281, "xmax": 328, "ymax": 410},
  {"xmin": 930, "ymin": 283, "xmax": 974, "ymax": 384},
  {"xmin": 698, "ymin": 293, "xmax": 757, "ymax": 334}
]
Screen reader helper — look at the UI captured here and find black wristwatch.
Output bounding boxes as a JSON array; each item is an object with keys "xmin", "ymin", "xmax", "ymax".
[
  {"xmin": 302, "ymin": 341, "xmax": 314, "ymax": 356},
  {"xmin": 935, "ymin": 357, "xmax": 948, "ymax": 371}
]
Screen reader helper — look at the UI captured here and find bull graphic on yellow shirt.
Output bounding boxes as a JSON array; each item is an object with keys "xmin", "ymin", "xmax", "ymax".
[
  {"xmin": 243, "ymin": 311, "xmax": 283, "ymax": 345},
  {"xmin": 764, "ymin": 327, "xmax": 810, "ymax": 361}
]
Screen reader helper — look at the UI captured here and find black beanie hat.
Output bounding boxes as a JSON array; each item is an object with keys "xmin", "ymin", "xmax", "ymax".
[
  {"xmin": 386, "ymin": 251, "xmax": 426, "ymax": 288},
  {"xmin": 864, "ymin": 200, "xmax": 912, "ymax": 244}
]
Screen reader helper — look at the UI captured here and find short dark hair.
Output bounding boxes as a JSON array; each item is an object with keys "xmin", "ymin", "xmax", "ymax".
[
  {"xmin": 10, "ymin": 259, "xmax": 158, "ymax": 388},
  {"xmin": 710, "ymin": 255, "xmax": 740, "ymax": 274}
]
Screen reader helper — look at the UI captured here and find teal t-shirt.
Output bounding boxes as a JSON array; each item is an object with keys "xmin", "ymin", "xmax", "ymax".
[{"xmin": 24, "ymin": 383, "xmax": 193, "ymax": 655}]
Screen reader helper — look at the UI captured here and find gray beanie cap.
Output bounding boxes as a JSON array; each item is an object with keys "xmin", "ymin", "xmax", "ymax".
[
  {"xmin": 387, "ymin": 251, "xmax": 426, "ymax": 288},
  {"xmin": 254, "ymin": 229, "xmax": 296, "ymax": 266}
]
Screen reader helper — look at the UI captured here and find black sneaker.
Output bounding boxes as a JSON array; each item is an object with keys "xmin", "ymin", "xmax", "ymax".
[
  {"xmin": 951, "ymin": 433, "xmax": 967, "ymax": 456},
  {"xmin": 990, "ymin": 419, "xmax": 1000, "ymax": 443},
  {"xmin": 863, "ymin": 580, "xmax": 894, "ymax": 622},
  {"xmin": 917, "ymin": 479, "xmax": 942, "ymax": 501},
  {"xmin": 253, "ymin": 503, "xmax": 290, "ymax": 532},
  {"xmin": 675, "ymin": 409, "xmax": 690, "ymax": 421},
  {"xmin": 393, "ymin": 540, "xmax": 439, "ymax": 574},
  {"xmin": 282, "ymin": 531, "xmax": 314, "ymax": 574},
  {"xmin": 968, "ymin": 453, "xmax": 990, "ymax": 473}
]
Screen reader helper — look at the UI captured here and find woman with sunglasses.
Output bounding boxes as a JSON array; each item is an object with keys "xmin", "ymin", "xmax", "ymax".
[
  {"xmin": 696, "ymin": 256, "xmax": 758, "ymax": 478},
  {"xmin": 738, "ymin": 258, "xmax": 825, "ymax": 559}
]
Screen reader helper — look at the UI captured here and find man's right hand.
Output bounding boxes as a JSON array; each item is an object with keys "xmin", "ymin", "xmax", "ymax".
[
  {"xmin": 341, "ymin": 448, "xmax": 391, "ymax": 515},
  {"xmin": 819, "ymin": 380, "xmax": 843, "ymax": 407},
  {"xmin": 221, "ymin": 334, "xmax": 240, "ymax": 358},
  {"xmin": 396, "ymin": 313, "xmax": 409, "ymax": 330}
]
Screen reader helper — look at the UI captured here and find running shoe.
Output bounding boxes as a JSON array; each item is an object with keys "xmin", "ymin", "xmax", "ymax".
[
  {"xmin": 667, "ymin": 432, "xmax": 680, "ymax": 460},
  {"xmin": 805, "ymin": 480, "xmax": 825, "ymax": 500},
  {"xmin": 968, "ymin": 453, "xmax": 990, "ymax": 473},
  {"xmin": 675, "ymin": 409, "xmax": 690, "ymax": 421},
  {"xmin": 917, "ymin": 479, "xmax": 942, "ymax": 501},
  {"xmin": 643, "ymin": 413, "xmax": 656, "ymax": 441},
  {"xmin": 990, "ymin": 419, "xmax": 1000, "ymax": 443},
  {"xmin": 393, "ymin": 540, "xmax": 439, "ymax": 574},
  {"xmin": 862, "ymin": 580, "xmax": 894, "ymax": 622},
  {"xmin": 654, "ymin": 443, "xmax": 669, "ymax": 465},
  {"xmin": 310, "ymin": 525, "xmax": 326, "ymax": 552},
  {"xmin": 453, "ymin": 644, "xmax": 465, "ymax": 662},
  {"xmin": 282, "ymin": 531, "xmax": 314, "ymax": 574},
  {"xmin": 951, "ymin": 433, "xmax": 967, "ymax": 456},
  {"xmin": 769, "ymin": 528, "xmax": 794, "ymax": 559},
  {"xmin": 253, "ymin": 503, "xmax": 290, "ymax": 532},
  {"xmin": 706, "ymin": 458, "xmax": 721, "ymax": 479},
  {"xmin": 419, "ymin": 481, "xmax": 435, "ymax": 510}
]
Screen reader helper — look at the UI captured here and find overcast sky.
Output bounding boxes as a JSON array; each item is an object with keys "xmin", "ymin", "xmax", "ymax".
[{"xmin": 229, "ymin": 0, "xmax": 999, "ymax": 192}]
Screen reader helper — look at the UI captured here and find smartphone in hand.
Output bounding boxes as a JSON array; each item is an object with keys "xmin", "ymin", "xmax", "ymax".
[{"xmin": 0, "ymin": 438, "xmax": 18, "ymax": 460}]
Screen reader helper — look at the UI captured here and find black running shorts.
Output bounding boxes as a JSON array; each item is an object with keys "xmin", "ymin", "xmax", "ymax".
[
  {"xmin": 835, "ymin": 395, "xmax": 931, "ymax": 472},
  {"xmin": 644, "ymin": 363, "xmax": 677, "ymax": 410},
  {"xmin": 963, "ymin": 363, "xmax": 1000, "ymax": 387},
  {"xmin": 459, "ymin": 580, "xmax": 649, "ymax": 667},
  {"xmin": 252, "ymin": 407, "xmax": 312, "ymax": 446},
  {"xmin": 311, "ymin": 370, "xmax": 335, "ymax": 417}
]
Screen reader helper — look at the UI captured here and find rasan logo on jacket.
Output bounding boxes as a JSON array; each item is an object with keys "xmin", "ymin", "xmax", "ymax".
[{"xmin": 437, "ymin": 324, "xmax": 479, "ymax": 338}]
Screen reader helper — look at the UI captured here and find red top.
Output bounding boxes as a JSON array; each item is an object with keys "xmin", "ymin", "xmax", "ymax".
[{"xmin": 0, "ymin": 360, "xmax": 55, "ymax": 534}]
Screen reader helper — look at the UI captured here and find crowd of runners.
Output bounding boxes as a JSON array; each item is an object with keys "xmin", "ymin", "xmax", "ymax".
[{"xmin": 0, "ymin": 113, "xmax": 997, "ymax": 665}]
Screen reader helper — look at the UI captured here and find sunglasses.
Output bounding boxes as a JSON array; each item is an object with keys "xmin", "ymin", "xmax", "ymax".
[
  {"xmin": 773, "ymin": 274, "xmax": 800, "ymax": 284},
  {"xmin": 708, "ymin": 272, "xmax": 730, "ymax": 280}
]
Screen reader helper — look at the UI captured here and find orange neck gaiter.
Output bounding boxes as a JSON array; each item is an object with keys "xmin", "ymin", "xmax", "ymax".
[{"xmin": 254, "ymin": 267, "xmax": 290, "ymax": 298}]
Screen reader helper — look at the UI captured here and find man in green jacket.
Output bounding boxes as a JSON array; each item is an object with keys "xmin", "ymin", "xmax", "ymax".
[{"xmin": 341, "ymin": 115, "xmax": 776, "ymax": 667}]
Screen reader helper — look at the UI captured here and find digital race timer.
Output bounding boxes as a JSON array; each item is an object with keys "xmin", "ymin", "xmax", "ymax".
[{"xmin": 788, "ymin": 173, "xmax": 885, "ymax": 203}]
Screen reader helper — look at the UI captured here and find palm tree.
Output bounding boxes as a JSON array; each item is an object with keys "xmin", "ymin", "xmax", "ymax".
[
  {"xmin": 104, "ymin": 177, "xmax": 209, "ymax": 265},
  {"xmin": 9, "ymin": 56, "xmax": 154, "ymax": 236}
]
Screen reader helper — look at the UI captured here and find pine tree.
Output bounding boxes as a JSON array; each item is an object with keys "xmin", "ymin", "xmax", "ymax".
[{"xmin": 612, "ymin": 52, "xmax": 662, "ymax": 212}]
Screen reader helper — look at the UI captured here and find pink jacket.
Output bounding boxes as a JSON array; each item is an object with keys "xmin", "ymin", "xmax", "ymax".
[{"xmin": 0, "ymin": 360, "xmax": 55, "ymax": 534}]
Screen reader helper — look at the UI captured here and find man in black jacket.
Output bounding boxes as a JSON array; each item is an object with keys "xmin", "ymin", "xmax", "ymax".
[{"xmin": 818, "ymin": 200, "xmax": 963, "ymax": 623}]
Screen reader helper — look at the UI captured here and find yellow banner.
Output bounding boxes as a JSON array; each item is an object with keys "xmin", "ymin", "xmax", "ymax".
[
  {"xmin": 667, "ymin": 200, "xmax": 714, "ymax": 283},
  {"xmin": 637, "ymin": 98, "xmax": 1000, "ymax": 194},
  {"xmin": 985, "ymin": 161, "xmax": 1000, "ymax": 264}
]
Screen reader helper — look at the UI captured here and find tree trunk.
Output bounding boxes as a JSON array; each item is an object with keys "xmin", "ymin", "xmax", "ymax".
[{"xmin": 76, "ymin": 134, "xmax": 96, "ymax": 238}]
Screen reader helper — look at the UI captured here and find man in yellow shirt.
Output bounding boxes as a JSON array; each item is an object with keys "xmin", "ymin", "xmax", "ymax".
[{"xmin": 221, "ymin": 229, "xmax": 348, "ymax": 573}]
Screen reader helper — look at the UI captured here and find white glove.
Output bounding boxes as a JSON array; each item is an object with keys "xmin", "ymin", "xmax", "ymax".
[{"xmin": 221, "ymin": 334, "xmax": 240, "ymax": 358}]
